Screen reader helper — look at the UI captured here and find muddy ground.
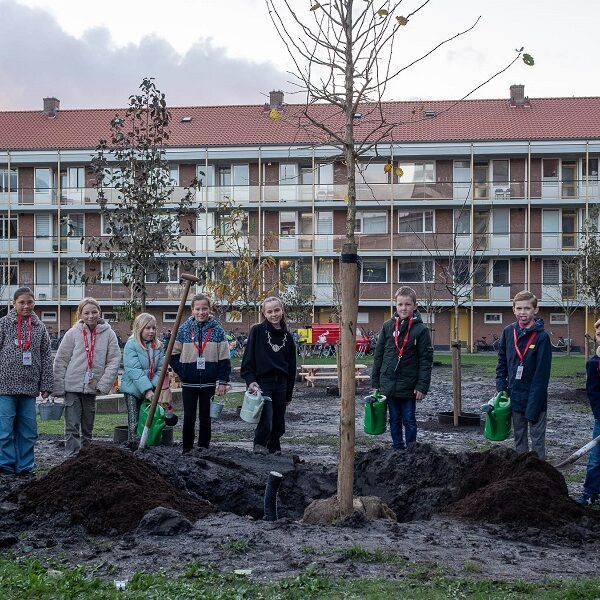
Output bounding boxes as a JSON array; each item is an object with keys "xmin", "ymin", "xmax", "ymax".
[{"xmin": 1, "ymin": 362, "xmax": 599, "ymax": 584}]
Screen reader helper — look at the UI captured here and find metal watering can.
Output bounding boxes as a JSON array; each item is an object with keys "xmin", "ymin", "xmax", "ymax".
[{"xmin": 363, "ymin": 390, "xmax": 387, "ymax": 435}]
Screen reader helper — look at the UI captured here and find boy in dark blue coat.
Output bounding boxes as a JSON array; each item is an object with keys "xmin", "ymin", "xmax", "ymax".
[
  {"xmin": 577, "ymin": 318, "xmax": 600, "ymax": 505},
  {"xmin": 496, "ymin": 290, "xmax": 552, "ymax": 459}
]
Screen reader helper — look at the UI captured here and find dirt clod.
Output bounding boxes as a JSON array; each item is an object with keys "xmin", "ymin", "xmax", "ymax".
[{"xmin": 17, "ymin": 445, "xmax": 213, "ymax": 534}]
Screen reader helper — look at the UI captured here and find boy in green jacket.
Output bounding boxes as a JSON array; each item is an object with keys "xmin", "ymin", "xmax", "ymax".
[{"xmin": 371, "ymin": 286, "xmax": 434, "ymax": 450}]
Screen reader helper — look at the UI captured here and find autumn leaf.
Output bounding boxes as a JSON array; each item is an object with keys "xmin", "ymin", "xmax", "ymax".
[
  {"xmin": 396, "ymin": 15, "xmax": 408, "ymax": 26},
  {"xmin": 384, "ymin": 163, "xmax": 392, "ymax": 173},
  {"xmin": 343, "ymin": 195, "xmax": 349, "ymax": 203},
  {"xmin": 310, "ymin": 2, "xmax": 320, "ymax": 10},
  {"xmin": 269, "ymin": 108, "xmax": 281, "ymax": 121},
  {"xmin": 395, "ymin": 167, "xmax": 404, "ymax": 178},
  {"xmin": 377, "ymin": 8, "xmax": 388, "ymax": 17},
  {"xmin": 522, "ymin": 53, "xmax": 534, "ymax": 66}
]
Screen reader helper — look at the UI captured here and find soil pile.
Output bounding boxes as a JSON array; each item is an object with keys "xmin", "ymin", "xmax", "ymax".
[
  {"xmin": 17, "ymin": 445, "xmax": 213, "ymax": 534},
  {"xmin": 447, "ymin": 452, "xmax": 597, "ymax": 527}
]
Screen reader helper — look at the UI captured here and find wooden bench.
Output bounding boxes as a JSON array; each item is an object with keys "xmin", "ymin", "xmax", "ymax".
[{"xmin": 303, "ymin": 374, "xmax": 370, "ymax": 387}]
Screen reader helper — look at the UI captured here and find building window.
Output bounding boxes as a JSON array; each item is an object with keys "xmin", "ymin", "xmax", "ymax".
[
  {"xmin": 0, "ymin": 262, "xmax": 18, "ymax": 286},
  {"xmin": 280, "ymin": 212, "xmax": 296, "ymax": 236},
  {"xmin": 279, "ymin": 163, "xmax": 299, "ymax": 185},
  {"xmin": 356, "ymin": 212, "xmax": 387, "ymax": 234},
  {"xmin": 41, "ymin": 311, "xmax": 57, "ymax": 322},
  {"xmin": 583, "ymin": 158, "xmax": 599, "ymax": 181},
  {"xmin": 542, "ymin": 259, "xmax": 560, "ymax": 285},
  {"xmin": 361, "ymin": 259, "xmax": 387, "ymax": 283},
  {"xmin": 163, "ymin": 312, "xmax": 177, "ymax": 323},
  {"xmin": 357, "ymin": 311, "xmax": 369, "ymax": 324},
  {"xmin": 492, "ymin": 260, "xmax": 509, "ymax": 286},
  {"xmin": 550, "ymin": 313, "xmax": 568, "ymax": 325},
  {"xmin": 398, "ymin": 260, "xmax": 434, "ymax": 283},
  {"xmin": 420, "ymin": 312, "xmax": 435, "ymax": 324},
  {"xmin": 0, "ymin": 168, "xmax": 18, "ymax": 193},
  {"xmin": 101, "ymin": 261, "xmax": 123, "ymax": 283},
  {"xmin": 169, "ymin": 166, "xmax": 179, "ymax": 186},
  {"xmin": 102, "ymin": 312, "xmax": 117, "ymax": 322},
  {"xmin": 398, "ymin": 210, "xmax": 434, "ymax": 233},
  {"xmin": 356, "ymin": 163, "xmax": 389, "ymax": 184},
  {"xmin": 0, "ymin": 215, "xmax": 17, "ymax": 239},
  {"xmin": 62, "ymin": 214, "xmax": 84, "ymax": 238},
  {"xmin": 197, "ymin": 165, "xmax": 215, "ymax": 187},
  {"xmin": 454, "ymin": 210, "xmax": 470, "ymax": 235},
  {"xmin": 398, "ymin": 161, "xmax": 435, "ymax": 183},
  {"xmin": 484, "ymin": 313, "xmax": 502, "ymax": 324},
  {"xmin": 225, "ymin": 311, "xmax": 243, "ymax": 323},
  {"xmin": 146, "ymin": 263, "xmax": 179, "ymax": 283}
]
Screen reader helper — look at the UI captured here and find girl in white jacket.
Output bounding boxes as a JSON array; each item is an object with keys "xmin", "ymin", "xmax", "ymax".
[{"xmin": 53, "ymin": 297, "xmax": 121, "ymax": 457}]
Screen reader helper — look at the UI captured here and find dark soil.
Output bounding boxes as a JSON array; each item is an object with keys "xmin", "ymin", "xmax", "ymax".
[
  {"xmin": 447, "ymin": 451, "xmax": 600, "ymax": 528},
  {"xmin": 16, "ymin": 445, "xmax": 214, "ymax": 534}
]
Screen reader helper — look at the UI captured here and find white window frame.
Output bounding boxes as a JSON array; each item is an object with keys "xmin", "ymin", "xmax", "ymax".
[
  {"xmin": 225, "ymin": 311, "xmax": 243, "ymax": 323},
  {"xmin": 0, "ymin": 261, "xmax": 18, "ymax": 286},
  {"xmin": 397, "ymin": 210, "xmax": 434, "ymax": 234},
  {"xmin": 549, "ymin": 313, "xmax": 568, "ymax": 325},
  {"xmin": 484, "ymin": 313, "xmax": 503, "ymax": 325},
  {"xmin": 102, "ymin": 312, "xmax": 118, "ymax": 322},
  {"xmin": 100, "ymin": 261, "xmax": 123, "ymax": 283},
  {"xmin": 361, "ymin": 259, "xmax": 388, "ymax": 283},
  {"xmin": 397, "ymin": 260, "xmax": 434, "ymax": 283},
  {"xmin": 163, "ymin": 312, "xmax": 178, "ymax": 323},
  {"xmin": 0, "ymin": 215, "xmax": 18, "ymax": 239},
  {"xmin": 41, "ymin": 311, "xmax": 57, "ymax": 322},
  {"xmin": 420, "ymin": 312, "xmax": 435, "ymax": 324},
  {"xmin": 398, "ymin": 161, "xmax": 436, "ymax": 183},
  {"xmin": 356, "ymin": 211, "xmax": 388, "ymax": 234},
  {"xmin": 357, "ymin": 311, "xmax": 370, "ymax": 324}
]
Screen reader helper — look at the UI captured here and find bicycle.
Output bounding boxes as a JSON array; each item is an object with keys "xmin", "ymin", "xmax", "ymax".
[
  {"xmin": 474, "ymin": 333, "xmax": 500, "ymax": 352},
  {"xmin": 550, "ymin": 332, "xmax": 572, "ymax": 351}
]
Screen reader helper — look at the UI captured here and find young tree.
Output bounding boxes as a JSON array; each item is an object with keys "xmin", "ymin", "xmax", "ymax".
[
  {"xmin": 579, "ymin": 206, "xmax": 600, "ymax": 356},
  {"xmin": 88, "ymin": 78, "xmax": 198, "ymax": 311},
  {"xmin": 204, "ymin": 199, "xmax": 280, "ymax": 325},
  {"xmin": 266, "ymin": 0, "xmax": 532, "ymax": 516}
]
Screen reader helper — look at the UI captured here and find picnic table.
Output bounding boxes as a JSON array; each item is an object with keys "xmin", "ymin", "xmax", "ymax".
[{"xmin": 298, "ymin": 364, "xmax": 370, "ymax": 388}]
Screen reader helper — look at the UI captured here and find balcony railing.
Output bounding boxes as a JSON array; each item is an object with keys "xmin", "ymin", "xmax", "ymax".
[{"xmin": 1, "ymin": 178, "xmax": 598, "ymax": 207}]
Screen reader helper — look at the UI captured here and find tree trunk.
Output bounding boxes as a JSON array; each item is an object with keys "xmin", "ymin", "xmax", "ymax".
[
  {"xmin": 338, "ymin": 242, "xmax": 358, "ymax": 518},
  {"xmin": 452, "ymin": 302, "xmax": 462, "ymax": 426}
]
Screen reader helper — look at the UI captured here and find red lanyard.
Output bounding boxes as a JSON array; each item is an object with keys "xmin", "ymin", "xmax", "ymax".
[
  {"xmin": 191, "ymin": 324, "xmax": 213, "ymax": 356},
  {"xmin": 145, "ymin": 341, "xmax": 156, "ymax": 379},
  {"xmin": 82, "ymin": 325, "xmax": 97, "ymax": 370},
  {"xmin": 394, "ymin": 317, "xmax": 413, "ymax": 359},
  {"xmin": 17, "ymin": 314, "xmax": 32, "ymax": 351},
  {"xmin": 513, "ymin": 328, "xmax": 537, "ymax": 365}
]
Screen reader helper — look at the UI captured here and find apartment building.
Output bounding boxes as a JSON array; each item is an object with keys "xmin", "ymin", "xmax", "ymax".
[{"xmin": 0, "ymin": 86, "xmax": 599, "ymax": 349}]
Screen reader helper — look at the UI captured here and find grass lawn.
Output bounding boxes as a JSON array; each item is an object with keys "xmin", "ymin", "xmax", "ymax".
[{"xmin": 2, "ymin": 557, "xmax": 600, "ymax": 599}]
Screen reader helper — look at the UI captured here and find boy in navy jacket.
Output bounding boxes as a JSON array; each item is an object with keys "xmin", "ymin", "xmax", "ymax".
[
  {"xmin": 496, "ymin": 290, "xmax": 552, "ymax": 459},
  {"xmin": 577, "ymin": 318, "xmax": 600, "ymax": 505}
]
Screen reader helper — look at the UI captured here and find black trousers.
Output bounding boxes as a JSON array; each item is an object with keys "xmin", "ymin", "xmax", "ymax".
[
  {"xmin": 182, "ymin": 386, "xmax": 214, "ymax": 450},
  {"xmin": 254, "ymin": 375, "xmax": 288, "ymax": 453}
]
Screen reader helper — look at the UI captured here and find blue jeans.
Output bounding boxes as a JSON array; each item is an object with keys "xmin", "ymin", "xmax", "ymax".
[
  {"xmin": 583, "ymin": 419, "xmax": 600, "ymax": 497},
  {"xmin": 0, "ymin": 395, "xmax": 38, "ymax": 473},
  {"xmin": 388, "ymin": 396, "xmax": 417, "ymax": 449}
]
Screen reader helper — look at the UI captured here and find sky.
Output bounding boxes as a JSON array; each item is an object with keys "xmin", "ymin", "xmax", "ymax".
[{"xmin": 0, "ymin": 0, "xmax": 597, "ymax": 110}]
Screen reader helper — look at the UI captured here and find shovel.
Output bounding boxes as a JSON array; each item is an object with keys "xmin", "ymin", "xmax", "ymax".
[
  {"xmin": 139, "ymin": 273, "xmax": 199, "ymax": 450},
  {"xmin": 553, "ymin": 434, "xmax": 600, "ymax": 469}
]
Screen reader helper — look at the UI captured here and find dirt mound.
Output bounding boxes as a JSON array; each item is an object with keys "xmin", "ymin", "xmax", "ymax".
[
  {"xmin": 447, "ymin": 452, "xmax": 596, "ymax": 527},
  {"xmin": 354, "ymin": 444, "xmax": 470, "ymax": 521},
  {"xmin": 17, "ymin": 445, "xmax": 213, "ymax": 534}
]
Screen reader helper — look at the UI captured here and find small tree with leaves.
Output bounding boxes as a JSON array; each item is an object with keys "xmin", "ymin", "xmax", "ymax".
[
  {"xmin": 89, "ymin": 78, "xmax": 198, "ymax": 311},
  {"xmin": 204, "ymin": 199, "xmax": 280, "ymax": 326},
  {"xmin": 580, "ymin": 206, "xmax": 600, "ymax": 355}
]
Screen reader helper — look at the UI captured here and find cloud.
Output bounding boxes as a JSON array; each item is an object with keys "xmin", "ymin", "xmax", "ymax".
[{"xmin": 0, "ymin": 0, "xmax": 289, "ymax": 109}]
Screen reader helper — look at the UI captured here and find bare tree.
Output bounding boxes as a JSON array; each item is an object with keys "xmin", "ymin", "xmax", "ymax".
[{"xmin": 266, "ymin": 0, "xmax": 532, "ymax": 516}]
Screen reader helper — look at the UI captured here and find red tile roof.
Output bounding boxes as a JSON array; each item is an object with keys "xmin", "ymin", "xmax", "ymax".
[{"xmin": 1, "ymin": 96, "xmax": 600, "ymax": 151}]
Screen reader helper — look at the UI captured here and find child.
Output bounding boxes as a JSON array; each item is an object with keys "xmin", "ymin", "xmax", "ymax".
[
  {"xmin": 371, "ymin": 286, "xmax": 433, "ymax": 450},
  {"xmin": 0, "ymin": 287, "xmax": 53, "ymax": 474},
  {"xmin": 496, "ymin": 290, "xmax": 551, "ymax": 459},
  {"xmin": 241, "ymin": 296, "xmax": 297, "ymax": 455},
  {"xmin": 53, "ymin": 297, "xmax": 121, "ymax": 457},
  {"xmin": 120, "ymin": 313, "xmax": 167, "ymax": 445},
  {"xmin": 577, "ymin": 318, "xmax": 600, "ymax": 505},
  {"xmin": 170, "ymin": 293, "xmax": 231, "ymax": 452}
]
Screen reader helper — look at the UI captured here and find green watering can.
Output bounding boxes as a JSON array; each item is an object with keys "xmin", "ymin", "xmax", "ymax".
[
  {"xmin": 483, "ymin": 392, "xmax": 512, "ymax": 442},
  {"xmin": 364, "ymin": 391, "xmax": 387, "ymax": 435}
]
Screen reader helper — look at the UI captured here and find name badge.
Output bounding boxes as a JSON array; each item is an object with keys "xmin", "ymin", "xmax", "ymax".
[
  {"xmin": 515, "ymin": 364, "xmax": 524, "ymax": 380},
  {"xmin": 196, "ymin": 357, "xmax": 206, "ymax": 370},
  {"xmin": 84, "ymin": 370, "xmax": 94, "ymax": 384},
  {"xmin": 22, "ymin": 351, "xmax": 32, "ymax": 366}
]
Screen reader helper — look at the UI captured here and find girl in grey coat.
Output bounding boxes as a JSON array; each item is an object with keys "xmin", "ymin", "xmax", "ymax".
[{"xmin": 53, "ymin": 297, "xmax": 121, "ymax": 457}]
